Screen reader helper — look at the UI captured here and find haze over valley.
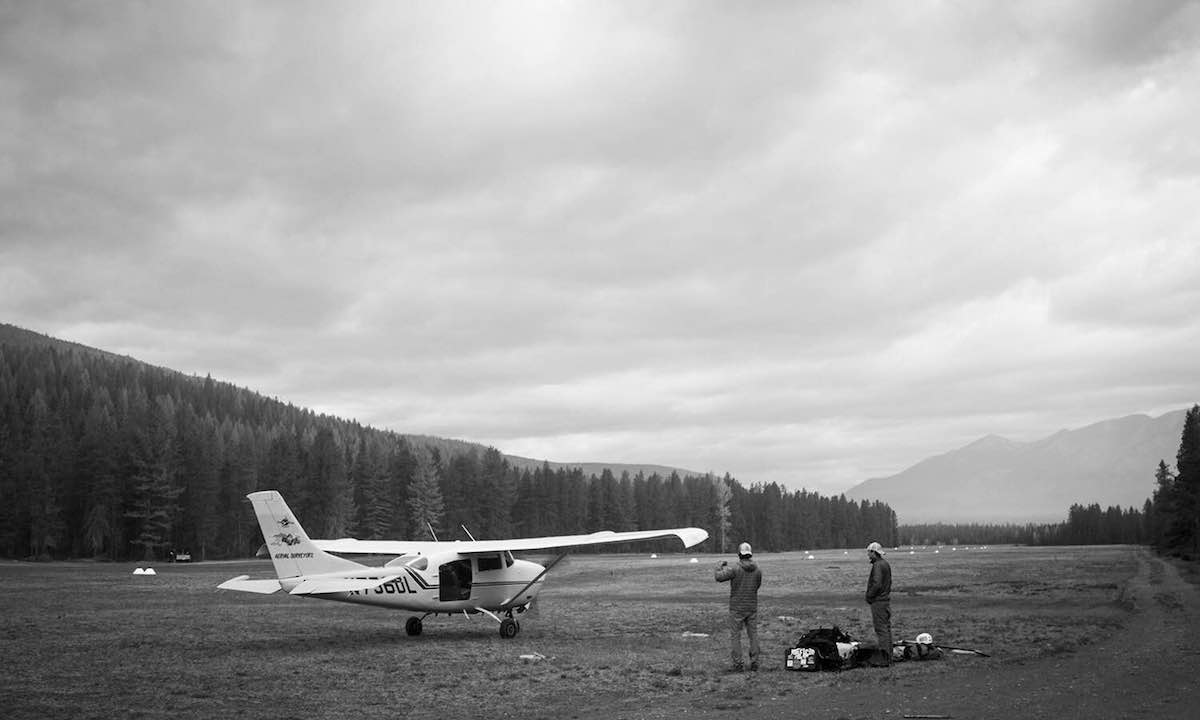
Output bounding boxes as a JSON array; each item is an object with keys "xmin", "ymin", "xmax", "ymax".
[{"xmin": 845, "ymin": 410, "xmax": 1187, "ymax": 524}]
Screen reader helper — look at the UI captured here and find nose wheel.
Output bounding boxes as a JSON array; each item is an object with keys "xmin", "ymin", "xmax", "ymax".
[{"xmin": 499, "ymin": 617, "xmax": 520, "ymax": 638}]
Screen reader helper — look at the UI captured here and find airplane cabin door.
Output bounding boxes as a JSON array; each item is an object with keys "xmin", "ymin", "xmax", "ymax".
[{"xmin": 438, "ymin": 559, "xmax": 472, "ymax": 601}]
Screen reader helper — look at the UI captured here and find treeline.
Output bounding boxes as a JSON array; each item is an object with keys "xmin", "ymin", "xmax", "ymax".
[
  {"xmin": 1147, "ymin": 405, "xmax": 1200, "ymax": 558},
  {"xmin": 0, "ymin": 334, "xmax": 898, "ymax": 561},
  {"xmin": 900, "ymin": 502, "xmax": 1153, "ymax": 547},
  {"xmin": 899, "ymin": 522, "xmax": 1036, "ymax": 546}
]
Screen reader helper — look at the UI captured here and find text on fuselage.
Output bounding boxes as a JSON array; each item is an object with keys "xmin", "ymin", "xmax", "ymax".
[{"xmin": 349, "ymin": 577, "xmax": 419, "ymax": 595}]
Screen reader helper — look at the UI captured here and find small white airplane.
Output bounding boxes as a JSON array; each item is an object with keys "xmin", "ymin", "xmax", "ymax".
[{"xmin": 219, "ymin": 490, "xmax": 708, "ymax": 638}]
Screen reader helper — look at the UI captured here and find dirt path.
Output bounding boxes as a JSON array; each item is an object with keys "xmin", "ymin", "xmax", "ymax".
[{"xmin": 594, "ymin": 548, "xmax": 1200, "ymax": 720}]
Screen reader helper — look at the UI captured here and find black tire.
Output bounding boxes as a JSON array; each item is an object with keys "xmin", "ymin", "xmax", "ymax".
[
  {"xmin": 499, "ymin": 618, "xmax": 519, "ymax": 638},
  {"xmin": 405, "ymin": 617, "xmax": 423, "ymax": 636}
]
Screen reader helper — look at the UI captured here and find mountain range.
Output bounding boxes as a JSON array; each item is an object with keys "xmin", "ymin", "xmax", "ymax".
[{"xmin": 844, "ymin": 410, "xmax": 1187, "ymax": 524}]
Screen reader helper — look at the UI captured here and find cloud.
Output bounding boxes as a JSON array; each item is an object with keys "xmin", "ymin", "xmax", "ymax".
[{"xmin": 3, "ymin": 1, "xmax": 1199, "ymax": 495}]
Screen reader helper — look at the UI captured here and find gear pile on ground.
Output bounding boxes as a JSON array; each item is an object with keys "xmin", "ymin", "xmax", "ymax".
[
  {"xmin": 786, "ymin": 627, "xmax": 950, "ymax": 671},
  {"xmin": 785, "ymin": 626, "xmax": 868, "ymax": 671}
]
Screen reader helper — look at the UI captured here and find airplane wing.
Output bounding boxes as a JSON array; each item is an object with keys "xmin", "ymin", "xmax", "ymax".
[
  {"xmin": 312, "ymin": 539, "xmax": 448, "ymax": 556},
  {"xmin": 313, "ymin": 527, "xmax": 708, "ymax": 557}
]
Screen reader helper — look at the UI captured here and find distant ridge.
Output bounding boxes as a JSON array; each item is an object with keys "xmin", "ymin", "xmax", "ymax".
[
  {"xmin": 503, "ymin": 455, "xmax": 705, "ymax": 479},
  {"xmin": 0, "ymin": 323, "xmax": 130, "ymax": 362},
  {"xmin": 845, "ymin": 410, "xmax": 1189, "ymax": 524},
  {"xmin": 401, "ymin": 436, "xmax": 703, "ymax": 480},
  {"xmin": 1, "ymin": 323, "xmax": 705, "ymax": 481}
]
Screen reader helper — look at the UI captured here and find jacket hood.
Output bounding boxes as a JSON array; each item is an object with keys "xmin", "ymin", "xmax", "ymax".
[{"xmin": 739, "ymin": 557, "xmax": 758, "ymax": 572}]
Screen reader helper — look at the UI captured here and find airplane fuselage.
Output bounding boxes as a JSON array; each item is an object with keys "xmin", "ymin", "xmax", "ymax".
[{"xmin": 278, "ymin": 554, "xmax": 546, "ymax": 614}]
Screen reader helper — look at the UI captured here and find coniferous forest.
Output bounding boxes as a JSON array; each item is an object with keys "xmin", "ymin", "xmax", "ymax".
[{"xmin": 0, "ymin": 326, "xmax": 899, "ymax": 561}]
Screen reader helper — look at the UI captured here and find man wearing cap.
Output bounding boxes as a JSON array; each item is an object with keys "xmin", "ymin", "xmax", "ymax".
[
  {"xmin": 715, "ymin": 541, "xmax": 763, "ymax": 671},
  {"xmin": 865, "ymin": 541, "xmax": 892, "ymax": 666}
]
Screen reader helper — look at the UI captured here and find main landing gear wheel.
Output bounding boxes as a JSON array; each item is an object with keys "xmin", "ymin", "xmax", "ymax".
[
  {"xmin": 499, "ymin": 618, "xmax": 520, "ymax": 638},
  {"xmin": 405, "ymin": 617, "xmax": 423, "ymax": 636}
]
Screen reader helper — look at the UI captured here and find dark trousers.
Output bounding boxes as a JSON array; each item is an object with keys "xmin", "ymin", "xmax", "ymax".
[
  {"xmin": 728, "ymin": 611, "xmax": 759, "ymax": 666},
  {"xmin": 870, "ymin": 600, "xmax": 892, "ymax": 663}
]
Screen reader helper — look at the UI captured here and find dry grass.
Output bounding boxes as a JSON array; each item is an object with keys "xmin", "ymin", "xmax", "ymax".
[{"xmin": 0, "ymin": 545, "xmax": 1138, "ymax": 719}]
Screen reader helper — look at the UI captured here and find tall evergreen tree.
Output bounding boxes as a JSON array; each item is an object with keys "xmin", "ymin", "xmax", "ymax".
[
  {"xmin": 713, "ymin": 474, "xmax": 732, "ymax": 554},
  {"xmin": 125, "ymin": 396, "xmax": 183, "ymax": 560},
  {"xmin": 384, "ymin": 439, "xmax": 416, "ymax": 540},
  {"xmin": 407, "ymin": 447, "xmax": 444, "ymax": 539},
  {"xmin": 80, "ymin": 391, "xmax": 120, "ymax": 558},
  {"xmin": 24, "ymin": 389, "xmax": 66, "ymax": 559},
  {"xmin": 1171, "ymin": 405, "xmax": 1200, "ymax": 554},
  {"xmin": 307, "ymin": 427, "xmax": 352, "ymax": 538},
  {"xmin": 356, "ymin": 440, "xmax": 393, "ymax": 540},
  {"xmin": 441, "ymin": 450, "xmax": 482, "ymax": 539},
  {"xmin": 479, "ymin": 447, "xmax": 516, "ymax": 538},
  {"xmin": 1150, "ymin": 459, "xmax": 1176, "ymax": 549}
]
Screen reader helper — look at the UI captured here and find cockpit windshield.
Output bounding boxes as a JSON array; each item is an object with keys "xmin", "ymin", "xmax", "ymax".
[{"xmin": 394, "ymin": 554, "xmax": 428, "ymax": 571}]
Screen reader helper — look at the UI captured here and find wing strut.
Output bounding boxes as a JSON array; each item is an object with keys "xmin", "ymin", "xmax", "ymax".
[
  {"xmin": 501, "ymin": 550, "xmax": 570, "ymax": 609},
  {"xmin": 474, "ymin": 607, "xmax": 501, "ymax": 623}
]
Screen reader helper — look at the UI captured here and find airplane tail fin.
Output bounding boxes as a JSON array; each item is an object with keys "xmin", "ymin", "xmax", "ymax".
[{"xmin": 246, "ymin": 490, "xmax": 362, "ymax": 579}]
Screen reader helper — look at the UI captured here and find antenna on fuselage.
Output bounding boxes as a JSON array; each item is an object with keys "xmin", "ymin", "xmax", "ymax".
[{"xmin": 427, "ymin": 522, "xmax": 439, "ymax": 542}]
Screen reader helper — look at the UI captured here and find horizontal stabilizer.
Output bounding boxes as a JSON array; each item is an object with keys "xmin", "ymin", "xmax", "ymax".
[
  {"xmin": 288, "ymin": 575, "xmax": 401, "ymax": 595},
  {"xmin": 218, "ymin": 575, "xmax": 282, "ymax": 594}
]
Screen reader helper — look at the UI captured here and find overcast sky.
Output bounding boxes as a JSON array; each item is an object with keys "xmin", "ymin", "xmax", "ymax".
[{"xmin": 3, "ymin": 1, "xmax": 1198, "ymax": 495}]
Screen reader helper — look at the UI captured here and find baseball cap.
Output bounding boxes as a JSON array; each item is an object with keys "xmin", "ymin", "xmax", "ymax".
[
  {"xmin": 866, "ymin": 541, "xmax": 885, "ymax": 555},
  {"xmin": 738, "ymin": 542, "xmax": 752, "ymax": 556}
]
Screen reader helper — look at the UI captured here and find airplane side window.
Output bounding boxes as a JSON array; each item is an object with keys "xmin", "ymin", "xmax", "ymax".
[
  {"xmin": 504, "ymin": 551, "xmax": 514, "ymax": 568},
  {"xmin": 476, "ymin": 554, "xmax": 502, "ymax": 572}
]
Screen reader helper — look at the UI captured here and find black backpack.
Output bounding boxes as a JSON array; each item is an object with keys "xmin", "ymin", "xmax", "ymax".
[{"xmin": 786, "ymin": 626, "xmax": 860, "ymax": 671}]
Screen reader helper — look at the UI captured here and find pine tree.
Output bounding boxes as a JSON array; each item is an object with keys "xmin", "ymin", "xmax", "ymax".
[
  {"xmin": 358, "ymin": 441, "xmax": 393, "ymax": 540},
  {"xmin": 1171, "ymin": 405, "xmax": 1200, "ymax": 555},
  {"xmin": 307, "ymin": 427, "xmax": 352, "ymax": 538},
  {"xmin": 440, "ymin": 450, "xmax": 481, "ymax": 539},
  {"xmin": 480, "ymin": 447, "xmax": 515, "ymax": 538},
  {"xmin": 25, "ymin": 389, "xmax": 66, "ymax": 559},
  {"xmin": 713, "ymin": 474, "xmax": 732, "ymax": 554},
  {"xmin": 385, "ymin": 439, "xmax": 416, "ymax": 540},
  {"xmin": 407, "ymin": 446, "xmax": 444, "ymax": 539},
  {"xmin": 80, "ymin": 391, "xmax": 120, "ymax": 558},
  {"xmin": 1150, "ymin": 459, "xmax": 1176, "ymax": 549},
  {"xmin": 124, "ymin": 396, "xmax": 183, "ymax": 561}
]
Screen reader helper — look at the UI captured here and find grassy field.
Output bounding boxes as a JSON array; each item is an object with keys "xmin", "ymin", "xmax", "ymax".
[{"xmin": 0, "ymin": 545, "xmax": 1137, "ymax": 719}]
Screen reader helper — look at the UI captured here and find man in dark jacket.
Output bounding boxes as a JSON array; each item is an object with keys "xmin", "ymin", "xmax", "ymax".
[
  {"xmin": 716, "ymin": 542, "xmax": 763, "ymax": 671},
  {"xmin": 865, "ymin": 541, "xmax": 892, "ymax": 666}
]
